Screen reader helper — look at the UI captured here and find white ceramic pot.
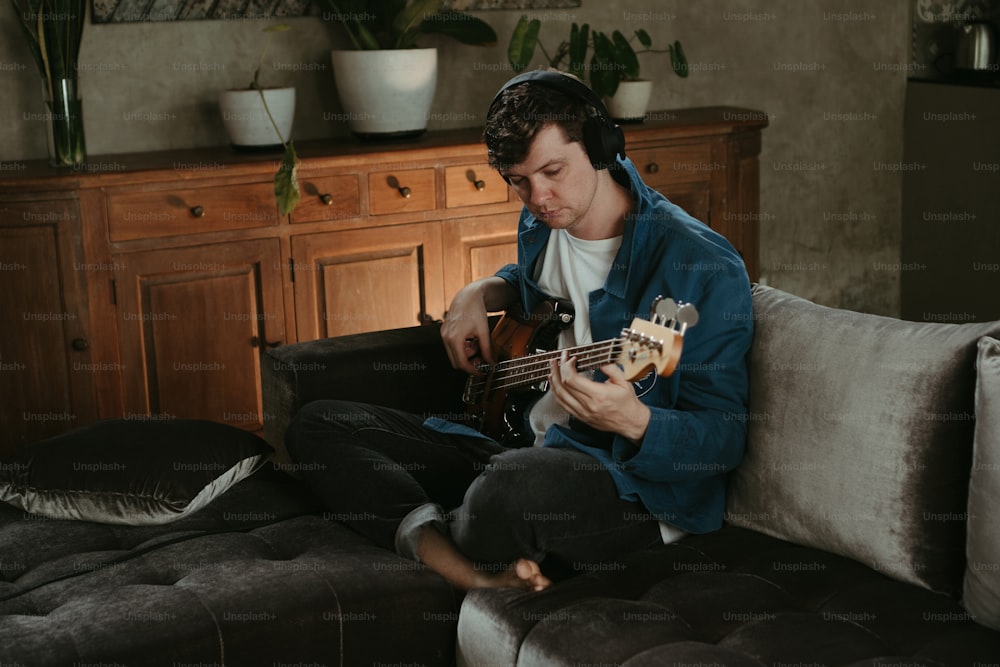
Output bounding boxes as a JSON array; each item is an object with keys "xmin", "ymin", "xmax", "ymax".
[
  {"xmin": 218, "ymin": 87, "xmax": 295, "ymax": 148},
  {"xmin": 330, "ymin": 48, "xmax": 437, "ymax": 139},
  {"xmin": 604, "ymin": 80, "xmax": 653, "ymax": 122}
]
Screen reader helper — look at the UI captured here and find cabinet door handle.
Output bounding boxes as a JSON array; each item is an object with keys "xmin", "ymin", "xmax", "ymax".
[
  {"xmin": 71, "ymin": 337, "xmax": 89, "ymax": 351},
  {"xmin": 320, "ymin": 193, "xmax": 333, "ymax": 205},
  {"xmin": 646, "ymin": 162, "xmax": 659, "ymax": 174},
  {"xmin": 474, "ymin": 179, "xmax": 486, "ymax": 191},
  {"xmin": 190, "ymin": 205, "xmax": 205, "ymax": 217},
  {"xmin": 250, "ymin": 336, "xmax": 282, "ymax": 349},
  {"xmin": 398, "ymin": 186, "xmax": 411, "ymax": 199}
]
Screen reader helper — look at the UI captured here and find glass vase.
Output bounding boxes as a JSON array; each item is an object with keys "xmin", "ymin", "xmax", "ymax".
[{"xmin": 42, "ymin": 78, "xmax": 86, "ymax": 168}]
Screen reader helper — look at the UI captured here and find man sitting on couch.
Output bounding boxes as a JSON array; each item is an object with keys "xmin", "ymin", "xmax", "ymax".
[{"xmin": 284, "ymin": 71, "xmax": 754, "ymax": 592}]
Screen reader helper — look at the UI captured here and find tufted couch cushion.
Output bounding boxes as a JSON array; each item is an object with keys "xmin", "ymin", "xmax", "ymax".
[
  {"xmin": 456, "ymin": 527, "xmax": 1000, "ymax": 667},
  {"xmin": 0, "ymin": 465, "xmax": 461, "ymax": 667},
  {"xmin": 727, "ymin": 286, "xmax": 1000, "ymax": 595}
]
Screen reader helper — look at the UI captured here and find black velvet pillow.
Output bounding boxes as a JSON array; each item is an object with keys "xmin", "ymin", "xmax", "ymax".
[{"xmin": 0, "ymin": 418, "xmax": 271, "ymax": 525}]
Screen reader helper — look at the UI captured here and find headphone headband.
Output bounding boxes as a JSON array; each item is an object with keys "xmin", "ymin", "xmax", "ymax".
[{"xmin": 487, "ymin": 70, "xmax": 614, "ymax": 125}]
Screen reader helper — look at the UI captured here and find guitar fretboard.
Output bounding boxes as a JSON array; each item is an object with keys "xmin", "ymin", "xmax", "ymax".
[{"xmin": 466, "ymin": 338, "xmax": 624, "ymax": 398}]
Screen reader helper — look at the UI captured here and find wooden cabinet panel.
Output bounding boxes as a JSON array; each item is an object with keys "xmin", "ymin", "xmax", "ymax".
[
  {"xmin": 663, "ymin": 182, "xmax": 713, "ymax": 227},
  {"xmin": 445, "ymin": 163, "xmax": 509, "ymax": 208},
  {"xmin": 442, "ymin": 214, "xmax": 519, "ymax": 306},
  {"xmin": 630, "ymin": 143, "xmax": 715, "ymax": 187},
  {"xmin": 114, "ymin": 239, "xmax": 285, "ymax": 431},
  {"xmin": 0, "ymin": 199, "xmax": 96, "ymax": 452},
  {"xmin": 107, "ymin": 181, "xmax": 278, "ymax": 241},
  {"xmin": 290, "ymin": 173, "xmax": 361, "ymax": 224},
  {"xmin": 369, "ymin": 168, "xmax": 436, "ymax": 215},
  {"xmin": 292, "ymin": 224, "xmax": 444, "ymax": 339}
]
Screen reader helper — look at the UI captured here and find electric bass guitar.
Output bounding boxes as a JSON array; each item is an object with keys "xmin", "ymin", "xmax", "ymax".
[{"xmin": 462, "ymin": 296, "xmax": 699, "ymax": 445}]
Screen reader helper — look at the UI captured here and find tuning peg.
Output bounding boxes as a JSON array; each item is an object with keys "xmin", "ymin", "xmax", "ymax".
[
  {"xmin": 651, "ymin": 296, "xmax": 677, "ymax": 324},
  {"xmin": 675, "ymin": 302, "xmax": 700, "ymax": 334}
]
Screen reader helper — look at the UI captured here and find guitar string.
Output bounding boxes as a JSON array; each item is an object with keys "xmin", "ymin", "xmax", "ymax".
[{"xmin": 467, "ymin": 341, "xmax": 625, "ymax": 393}]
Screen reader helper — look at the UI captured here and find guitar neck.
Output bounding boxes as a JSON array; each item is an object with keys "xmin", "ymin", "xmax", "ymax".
[{"xmin": 488, "ymin": 338, "xmax": 622, "ymax": 391}]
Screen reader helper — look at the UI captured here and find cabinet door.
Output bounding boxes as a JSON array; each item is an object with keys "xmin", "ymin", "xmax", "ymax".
[
  {"xmin": 292, "ymin": 223, "xmax": 444, "ymax": 339},
  {"xmin": 0, "ymin": 198, "xmax": 97, "ymax": 452},
  {"xmin": 442, "ymin": 214, "xmax": 519, "ymax": 307},
  {"xmin": 114, "ymin": 239, "xmax": 285, "ymax": 431}
]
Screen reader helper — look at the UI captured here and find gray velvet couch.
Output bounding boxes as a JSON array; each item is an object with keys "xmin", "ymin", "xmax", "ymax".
[{"xmin": 1, "ymin": 285, "xmax": 998, "ymax": 666}]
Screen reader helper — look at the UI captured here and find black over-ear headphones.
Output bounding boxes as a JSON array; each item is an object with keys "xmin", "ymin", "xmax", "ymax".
[{"xmin": 487, "ymin": 70, "xmax": 627, "ymax": 171}]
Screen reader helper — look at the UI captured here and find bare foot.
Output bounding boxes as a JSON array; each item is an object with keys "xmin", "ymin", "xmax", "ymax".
[{"xmin": 479, "ymin": 558, "xmax": 552, "ymax": 591}]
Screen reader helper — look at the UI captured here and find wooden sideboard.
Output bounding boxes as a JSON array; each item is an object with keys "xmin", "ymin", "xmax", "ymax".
[{"xmin": 0, "ymin": 108, "xmax": 767, "ymax": 452}]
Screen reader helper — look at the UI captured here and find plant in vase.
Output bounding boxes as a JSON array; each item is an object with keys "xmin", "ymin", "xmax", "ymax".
[
  {"xmin": 11, "ymin": 0, "xmax": 87, "ymax": 167},
  {"xmin": 508, "ymin": 16, "xmax": 689, "ymax": 121},
  {"xmin": 218, "ymin": 24, "xmax": 300, "ymax": 215},
  {"xmin": 316, "ymin": 0, "xmax": 497, "ymax": 138}
]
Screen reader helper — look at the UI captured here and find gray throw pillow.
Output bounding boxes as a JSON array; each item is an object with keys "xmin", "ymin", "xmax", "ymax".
[
  {"xmin": 0, "ymin": 418, "xmax": 271, "ymax": 525},
  {"xmin": 964, "ymin": 336, "xmax": 1000, "ymax": 629},
  {"xmin": 727, "ymin": 286, "xmax": 1000, "ymax": 595}
]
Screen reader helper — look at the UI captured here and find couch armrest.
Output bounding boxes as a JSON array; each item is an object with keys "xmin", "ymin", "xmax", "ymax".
[{"xmin": 261, "ymin": 323, "xmax": 469, "ymax": 461}]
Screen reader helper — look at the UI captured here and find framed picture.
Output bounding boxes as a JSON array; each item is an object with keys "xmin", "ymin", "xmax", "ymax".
[{"xmin": 90, "ymin": 0, "xmax": 582, "ymax": 23}]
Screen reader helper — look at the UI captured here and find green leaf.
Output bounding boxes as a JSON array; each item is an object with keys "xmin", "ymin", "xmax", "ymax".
[
  {"xmin": 508, "ymin": 15, "xmax": 540, "ymax": 72},
  {"xmin": 670, "ymin": 40, "xmax": 689, "ymax": 78},
  {"xmin": 635, "ymin": 28, "xmax": 652, "ymax": 49},
  {"xmin": 611, "ymin": 30, "xmax": 639, "ymax": 80},
  {"xmin": 275, "ymin": 141, "xmax": 301, "ymax": 216},
  {"xmin": 568, "ymin": 22, "xmax": 589, "ymax": 79},
  {"xmin": 391, "ymin": 0, "xmax": 440, "ymax": 48},
  {"xmin": 589, "ymin": 32, "xmax": 619, "ymax": 98},
  {"xmin": 421, "ymin": 12, "xmax": 497, "ymax": 46}
]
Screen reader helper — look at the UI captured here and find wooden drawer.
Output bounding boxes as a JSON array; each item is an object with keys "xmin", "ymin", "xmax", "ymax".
[
  {"xmin": 629, "ymin": 143, "xmax": 716, "ymax": 187},
  {"xmin": 445, "ymin": 163, "xmax": 508, "ymax": 208},
  {"xmin": 108, "ymin": 181, "xmax": 278, "ymax": 241},
  {"xmin": 369, "ymin": 168, "xmax": 436, "ymax": 216},
  {"xmin": 290, "ymin": 174, "xmax": 361, "ymax": 224}
]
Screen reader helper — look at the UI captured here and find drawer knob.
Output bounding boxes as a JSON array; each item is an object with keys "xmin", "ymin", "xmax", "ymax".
[
  {"xmin": 474, "ymin": 179, "xmax": 486, "ymax": 191},
  {"xmin": 190, "ymin": 205, "xmax": 205, "ymax": 218},
  {"xmin": 320, "ymin": 193, "xmax": 333, "ymax": 205},
  {"xmin": 398, "ymin": 186, "xmax": 412, "ymax": 199},
  {"xmin": 71, "ymin": 337, "xmax": 89, "ymax": 351},
  {"xmin": 646, "ymin": 162, "xmax": 659, "ymax": 174}
]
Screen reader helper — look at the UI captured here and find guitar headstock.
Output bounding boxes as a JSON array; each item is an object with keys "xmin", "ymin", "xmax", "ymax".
[{"xmin": 617, "ymin": 297, "xmax": 699, "ymax": 380}]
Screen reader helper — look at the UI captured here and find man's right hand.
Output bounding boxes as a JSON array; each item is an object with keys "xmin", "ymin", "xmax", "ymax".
[{"xmin": 441, "ymin": 277, "xmax": 516, "ymax": 375}]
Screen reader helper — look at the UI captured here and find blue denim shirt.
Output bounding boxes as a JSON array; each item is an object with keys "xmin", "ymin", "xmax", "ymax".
[{"xmin": 429, "ymin": 157, "xmax": 753, "ymax": 534}]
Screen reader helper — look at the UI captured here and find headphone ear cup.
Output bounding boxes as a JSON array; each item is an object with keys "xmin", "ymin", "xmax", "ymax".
[{"xmin": 582, "ymin": 116, "xmax": 625, "ymax": 170}]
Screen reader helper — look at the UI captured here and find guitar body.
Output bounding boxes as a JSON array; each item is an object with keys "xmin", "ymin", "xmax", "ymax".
[{"xmin": 463, "ymin": 299, "xmax": 575, "ymax": 445}]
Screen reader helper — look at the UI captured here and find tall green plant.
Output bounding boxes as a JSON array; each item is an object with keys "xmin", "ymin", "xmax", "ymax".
[
  {"xmin": 11, "ymin": 0, "xmax": 87, "ymax": 165},
  {"xmin": 317, "ymin": 0, "xmax": 497, "ymax": 50},
  {"xmin": 507, "ymin": 16, "xmax": 688, "ymax": 100}
]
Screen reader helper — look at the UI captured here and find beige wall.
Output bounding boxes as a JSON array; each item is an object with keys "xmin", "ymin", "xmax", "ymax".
[{"xmin": 0, "ymin": 0, "xmax": 909, "ymax": 315}]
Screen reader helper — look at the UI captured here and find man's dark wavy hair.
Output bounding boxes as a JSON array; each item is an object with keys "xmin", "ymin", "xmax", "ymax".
[{"xmin": 483, "ymin": 76, "xmax": 595, "ymax": 173}]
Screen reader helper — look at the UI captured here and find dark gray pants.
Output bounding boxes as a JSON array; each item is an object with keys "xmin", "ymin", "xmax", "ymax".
[{"xmin": 284, "ymin": 399, "xmax": 661, "ymax": 571}]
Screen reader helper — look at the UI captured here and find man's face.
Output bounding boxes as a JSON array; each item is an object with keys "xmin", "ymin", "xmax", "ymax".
[{"xmin": 500, "ymin": 124, "xmax": 599, "ymax": 236}]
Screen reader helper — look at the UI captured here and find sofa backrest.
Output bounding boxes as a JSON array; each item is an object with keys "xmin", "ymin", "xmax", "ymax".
[{"xmin": 726, "ymin": 285, "xmax": 1000, "ymax": 596}]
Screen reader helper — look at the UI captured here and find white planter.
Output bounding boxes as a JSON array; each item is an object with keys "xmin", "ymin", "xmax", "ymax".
[
  {"xmin": 604, "ymin": 80, "xmax": 653, "ymax": 122},
  {"xmin": 218, "ymin": 87, "xmax": 295, "ymax": 148},
  {"xmin": 330, "ymin": 48, "xmax": 437, "ymax": 139}
]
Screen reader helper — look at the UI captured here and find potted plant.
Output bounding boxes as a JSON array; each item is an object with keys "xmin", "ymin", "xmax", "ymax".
[
  {"xmin": 11, "ymin": 0, "xmax": 87, "ymax": 167},
  {"xmin": 218, "ymin": 24, "xmax": 300, "ymax": 215},
  {"xmin": 317, "ymin": 0, "xmax": 497, "ymax": 138},
  {"xmin": 508, "ymin": 16, "xmax": 689, "ymax": 122}
]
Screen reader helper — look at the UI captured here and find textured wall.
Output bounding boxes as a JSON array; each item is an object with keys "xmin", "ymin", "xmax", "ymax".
[{"xmin": 0, "ymin": 0, "xmax": 909, "ymax": 315}]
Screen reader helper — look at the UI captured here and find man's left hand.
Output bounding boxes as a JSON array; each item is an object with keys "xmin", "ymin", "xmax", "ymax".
[{"xmin": 548, "ymin": 351, "xmax": 651, "ymax": 443}]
